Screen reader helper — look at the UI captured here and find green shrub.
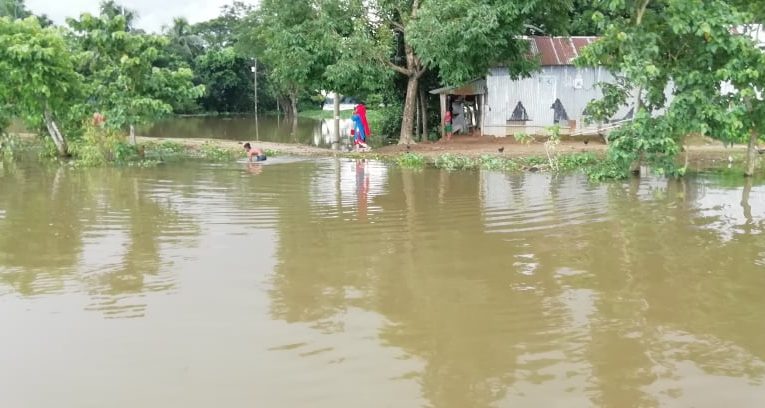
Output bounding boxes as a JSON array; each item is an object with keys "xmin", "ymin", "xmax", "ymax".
[
  {"xmin": 434, "ymin": 154, "xmax": 477, "ymax": 171},
  {"xmin": 377, "ymin": 103, "xmax": 403, "ymax": 144},
  {"xmin": 557, "ymin": 152, "xmax": 599, "ymax": 171},
  {"xmin": 70, "ymin": 126, "xmax": 139, "ymax": 166},
  {"xmin": 478, "ymin": 154, "xmax": 518, "ymax": 171},
  {"xmin": 198, "ymin": 142, "xmax": 239, "ymax": 161},
  {"xmin": 516, "ymin": 156, "xmax": 547, "ymax": 168},
  {"xmin": 142, "ymin": 140, "xmax": 188, "ymax": 162},
  {"xmin": 586, "ymin": 159, "xmax": 630, "ymax": 181},
  {"xmin": 395, "ymin": 152, "xmax": 426, "ymax": 168},
  {"xmin": 513, "ymin": 132, "xmax": 534, "ymax": 145},
  {"xmin": 0, "ymin": 134, "xmax": 20, "ymax": 161}
]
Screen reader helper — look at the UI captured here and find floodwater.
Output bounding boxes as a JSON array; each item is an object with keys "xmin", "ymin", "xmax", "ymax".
[
  {"xmin": 142, "ymin": 115, "xmax": 356, "ymax": 149},
  {"xmin": 1, "ymin": 159, "xmax": 765, "ymax": 408}
]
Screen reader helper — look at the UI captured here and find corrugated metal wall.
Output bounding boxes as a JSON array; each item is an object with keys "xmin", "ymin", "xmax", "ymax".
[{"xmin": 485, "ymin": 66, "xmax": 634, "ymax": 136}]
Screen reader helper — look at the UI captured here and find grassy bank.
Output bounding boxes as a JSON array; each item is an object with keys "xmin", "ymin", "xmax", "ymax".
[{"xmin": 2, "ymin": 132, "xmax": 759, "ymax": 180}]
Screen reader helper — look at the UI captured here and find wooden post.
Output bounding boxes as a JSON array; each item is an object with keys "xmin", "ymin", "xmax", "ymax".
[
  {"xmin": 480, "ymin": 94, "xmax": 486, "ymax": 138},
  {"xmin": 439, "ymin": 94, "xmax": 447, "ymax": 140}
]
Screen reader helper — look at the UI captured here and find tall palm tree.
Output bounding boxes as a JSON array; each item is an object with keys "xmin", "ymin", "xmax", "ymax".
[
  {"xmin": 165, "ymin": 17, "xmax": 205, "ymax": 63},
  {"xmin": 0, "ymin": 0, "xmax": 30, "ymax": 19},
  {"xmin": 99, "ymin": 0, "xmax": 138, "ymax": 31}
]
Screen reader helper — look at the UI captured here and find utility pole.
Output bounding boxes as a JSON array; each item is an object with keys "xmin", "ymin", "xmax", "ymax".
[
  {"xmin": 251, "ymin": 61, "xmax": 259, "ymax": 141},
  {"xmin": 334, "ymin": 92, "xmax": 341, "ymax": 145}
]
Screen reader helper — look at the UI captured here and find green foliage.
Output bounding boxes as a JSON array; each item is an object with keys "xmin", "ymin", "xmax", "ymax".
[
  {"xmin": 98, "ymin": 0, "xmax": 137, "ymax": 31},
  {"xmin": 198, "ymin": 142, "xmax": 239, "ymax": 161},
  {"xmin": 478, "ymin": 154, "xmax": 518, "ymax": 171},
  {"xmin": 582, "ymin": 81, "xmax": 630, "ymax": 124},
  {"xmin": 516, "ymin": 156, "xmax": 548, "ymax": 168},
  {"xmin": 408, "ymin": 0, "xmax": 566, "ymax": 86},
  {"xmin": 557, "ymin": 152, "xmax": 599, "ymax": 171},
  {"xmin": 586, "ymin": 159, "xmax": 631, "ymax": 182},
  {"xmin": 395, "ymin": 152, "xmax": 426, "ymax": 168},
  {"xmin": 513, "ymin": 132, "xmax": 534, "ymax": 145},
  {"xmin": 193, "ymin": 2, "xmax": 252, "ymax": 49},
  {"xmin": 0, "ymin": 134, "xmax": 20, "ymax": 161},
  {"xmin": 195, "ymin": 47, "xmax": 254, "ymax": 113},
  {"xmin": 0, "ymin": 17, "xmax": 81, "ymax": 137},
  {"xmin": 578, "ymin": 0, "xmax": 765, "ymax": 177},
  {"xmin": 318, "ymin": 0, "xmax": 390, "ymax": 98},
  {"xmin": 142, "ymin": 140, "xmax": 188, "ymax": 161},
  {"xmin": 238, "ymin": 0, "xmax": 328, "ymax": 108},
  {"xmin": 69, "ymin": 125, "xmax": 138, "ymax": 166},
  {"xmin": 544, "ymin": 125, "xmax": 562, "ymax": 170},
  {"xmin": 377, "ymin": 103, "xmax": 404, "ymax": 142},
  {"xmin": 434, "ymin": 154, "xmax": 478, "ymax": 171},
  {"xmin": 67, "ymin": 12, "xmax": 204, "ymax": 130},
  {"xmin": 0, "ymin": 0, "xmax": 29, "ymax": 19},
  {"xmin": 164, "ymin": 17, "xmax": 204, "ymax": 66}
]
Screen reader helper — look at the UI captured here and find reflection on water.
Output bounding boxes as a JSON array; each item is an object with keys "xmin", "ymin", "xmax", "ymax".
[
  {"xmin": 1, "ymin": 160, "xmax": 765, "ymax": 407},
  {"xmin": 142, "ymin": 115, "xmax": 356, "ymax": 149}
]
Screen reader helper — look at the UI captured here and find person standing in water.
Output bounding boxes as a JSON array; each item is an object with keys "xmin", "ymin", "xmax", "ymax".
[
  {"xmin": 243, "ymin": 142, "xmax": 267, "ymax": 162},
  {"xmin": 355, "ymin": 103, "xmax": 371, "ymax": 138},
  {"xmin": 351, "ymin": 109, "xmax": 369, "ymax": 151}
]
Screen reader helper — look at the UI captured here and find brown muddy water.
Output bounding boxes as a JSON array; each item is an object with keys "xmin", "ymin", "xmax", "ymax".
[
  {"xmin": 1, "ymin": 159, "xmax": 765, "ymax": 408},
  {"xmin": 142, "ymin": 115, "xmax": 357, "ymax": 149}
]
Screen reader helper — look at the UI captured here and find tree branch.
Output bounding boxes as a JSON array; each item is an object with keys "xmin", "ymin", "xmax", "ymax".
[
  {"xmin": 636, "ymin": 0, "xmax": 651, "ymax": 25},
  {"xmin": 386, "ymin": 59, "xmax": 413, "ymax": 76}
]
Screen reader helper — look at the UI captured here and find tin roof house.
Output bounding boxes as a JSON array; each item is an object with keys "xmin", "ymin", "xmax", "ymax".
[
  {"xmin": 481, "ymin": 36, "xmax": 634, "ymax": 137},
  {"xmin": 434, "ymin": 30, "xmax": 764, "ymax": 139}
]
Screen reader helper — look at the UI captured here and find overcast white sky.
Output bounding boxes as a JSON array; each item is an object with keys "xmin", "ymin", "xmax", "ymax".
[{"xmin": 26, "ymin": 0, "xmax": 259, "ymax": 32}]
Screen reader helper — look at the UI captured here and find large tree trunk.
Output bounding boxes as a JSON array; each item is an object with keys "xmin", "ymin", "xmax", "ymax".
[
  {"xmin": 741, "ymin": 177, "xmax": 753, "ymax": 222},
  {"xmin": 419, "ymin": 87, "xmax": 428, "ymax": 141},
  {"xmin": 129, "ymin": 125, "xmax": 137, "ymax": 145},
  {"xmin": 399, "ymin": 74, "xmax": 419, "ymax": 145},
  {"xmin": 278, "ymin": 95, "xmax": 291, "ymax": 117},
  {"xmin": 43, "ymin": 108, "xmax": 68, "ymax": 157},
  {"xmin": 415, "ymin": 93, "xmax": 421, "ymax": 142},
  {"xmin": 290, "ymin": 92, "xmax": 299, "ymax": 139},
  {"xmin": 744, "ymin": 130, "xmax": 759, "ymax": 177}
]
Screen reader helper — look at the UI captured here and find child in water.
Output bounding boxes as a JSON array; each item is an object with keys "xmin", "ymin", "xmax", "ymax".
[{"xmin": 243, "ymin": 143, "xmax": 267, "ymax": 162}]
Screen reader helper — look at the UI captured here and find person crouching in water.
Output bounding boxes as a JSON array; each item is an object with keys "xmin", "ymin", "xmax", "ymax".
[
  {"xmin": 243, "ymin": 143, "xmax": 267, "ymax": 162},
  {"xmin": 351, "ymin": 109, "xmax": 369, "ymax": 151}
]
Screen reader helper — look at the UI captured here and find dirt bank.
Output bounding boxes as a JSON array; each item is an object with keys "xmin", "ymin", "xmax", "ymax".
[{"xmin": 139, "ymin": 134, "xmax": 750, "ymax": 165}]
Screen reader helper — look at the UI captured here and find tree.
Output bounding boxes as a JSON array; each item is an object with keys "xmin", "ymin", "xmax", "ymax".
[
  {"xmin": 0, "ymin": 17, "xmax": 81, "ymax": 155},
  {"xmin": 347, "ymin": 0, "xmax": 572, "ymax": 145},
  {"xmin": 193, "ymin": 1, "xmax": 252, "ymax": 49},
  {"xmin": 1, "ymin": 0, "xmax": 53, "ymax": 26},
  {"xmin": 239, "ymin": 0, "xmax": 332, "ymax": 134},
  {"xmin": 98, "ymin": 0, "xmax": 138, "ymax": 31},
  {"xmin": 66, "ymin": 12, "xmax": 204, "ymax": 141},
  {"xmin": 164, "ymin": 17, "xmax": 204, "ymax": 66},
  {"xmin": 195, "ymin": 47, "xmax": 256, "ymax": 113},
  {"xmin": 578, "ymin": 0, "xmax": 765, "ymax": 177},
  {"xmin": 0, "ymin": 0, "xmax": 29, "ymax": 19}
]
